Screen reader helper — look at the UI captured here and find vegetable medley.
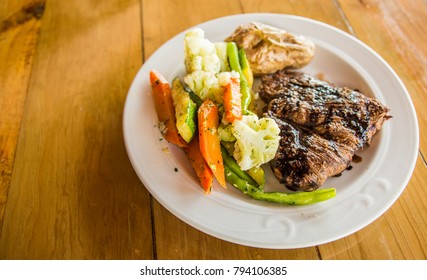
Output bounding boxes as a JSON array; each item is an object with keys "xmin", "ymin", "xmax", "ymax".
[{"xmin": 149, "ymin": 28, "xmax": 336, "ymax": 205}]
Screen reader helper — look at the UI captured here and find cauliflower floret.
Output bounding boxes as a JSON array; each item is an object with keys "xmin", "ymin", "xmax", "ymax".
[
  {"xmin": 217, "ymin": 70, "xmax": 239, "ymax": 87},
  {"xmin": 184, "ymin": 71, "xmax": 222, "ymax": 103},
  {"xmin": 232, "ymin": 114, "xmax": 280, "ymax": 170},
  {"xmin": 184, "ymin": 28, "xmax": 221, "ymax": 73},
  {"xmin": 214, "ymin": 42, "xmax": 230, "ymax": 72},
  {"xmin": 184, "ymin": 70, "xmax": 239, "ymax": 105}
]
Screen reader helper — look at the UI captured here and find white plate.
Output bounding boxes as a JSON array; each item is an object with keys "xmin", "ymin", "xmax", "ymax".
[{"xmin": 123, "ymin": 14, "xmax": 419, "ymax": 249}]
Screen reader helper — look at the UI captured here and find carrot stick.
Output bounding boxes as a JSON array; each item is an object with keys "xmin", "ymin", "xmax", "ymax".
[
  {"xmin": 223, "ymin": 76, "xmax": 242, "ymax": 123},
  {"xmin": 184, "ymin": 136, "xmax": 214, "ymax": 194},
  {"xmin": 150, "ymin": 70, "xmax": 187, "ymax": 148},
  {"xmin": 198, "ymin": 100, "xmax": 226, "ymax": 187}
]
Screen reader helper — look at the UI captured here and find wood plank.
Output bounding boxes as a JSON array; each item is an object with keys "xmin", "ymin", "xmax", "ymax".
[
  {"xmin": 318, "ymin": 156, "xmax": 427, "ymax": 259},
  {"xmin": 142, "ymin": 0, "xmax": 351, "ymax": 259},
  {"xmin": 0, "ymin": 0, "xmax": 45, "ymax": 237},
  {"xmin": 336, "ymin": 0, "xmax": 427, "ymax": 154},
  {"xmin": 153, "ymin": 202, "xmax": 320, "ymax": 259},
  {"xmin": 241, "ymin": 0, "xmax": 352, "ymax": 32},
  {"xmin": 0, "ymin": 0, "xmax": 153, "ymax": 259},
  {"xmin": 142, "ymin": 0, "xmax": 244, "ymax": 58}
]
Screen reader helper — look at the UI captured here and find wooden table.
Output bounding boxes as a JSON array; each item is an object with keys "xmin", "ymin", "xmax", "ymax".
[{"xmin": 0, "ymin": 0, "xmax": 426, "ymax": 260}]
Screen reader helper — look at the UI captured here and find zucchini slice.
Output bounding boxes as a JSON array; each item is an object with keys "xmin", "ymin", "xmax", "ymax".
[{"xmin": 171, "ymin": 77, "xmax": 197, "ymax": 143}]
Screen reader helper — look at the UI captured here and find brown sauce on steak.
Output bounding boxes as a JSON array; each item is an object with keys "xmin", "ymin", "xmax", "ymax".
[{"xmin": 259, "ymin": 70, "xmax": 391, "ymax": 191}]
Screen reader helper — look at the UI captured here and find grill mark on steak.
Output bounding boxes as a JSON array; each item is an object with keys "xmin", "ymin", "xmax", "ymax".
[
  {"xmin": 260, "ymin": 70, "xmax": 391, "ymax": 191},
  {"xmin": 269, "ymin": 117, "xmax": 355, "ymax": 191}
]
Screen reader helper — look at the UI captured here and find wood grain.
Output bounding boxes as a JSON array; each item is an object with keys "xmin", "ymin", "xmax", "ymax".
[
  {"xmin": 142, "ymin": 0, "xmax": 243, "ymax": 58},
  {"xmin": 0, "ymin": 0, "xmax": 153, "ymax": 259},
  {"xmin": 0, "ymin": 0, "xmax": 45, "ymax": 237},
  {"xmin": 0, "ymin": 0, "xmax": 425, "ymax": 260},
  {"xmin": 336, "ymin": 0, "xmax": 427, "ymax": 155},
  {"xmin": 319, "ymin": 156, "xmax": 427, "ymax": 259},
  {"xmin": 240, "ymin": 0, "xmax": 352, "ymax": 32},
  {"xmin": 152, "ymin": 201, "xmax": 320, "ymax": 260}
]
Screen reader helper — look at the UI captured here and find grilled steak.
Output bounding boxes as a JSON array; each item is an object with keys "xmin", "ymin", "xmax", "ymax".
[
  {"xmin": 260, "ymin": 70, "xmax": 391, "ymax": 191},
  {"xmin": 268, "ymin": 116, "xmax": 355, "ymax": 191}
]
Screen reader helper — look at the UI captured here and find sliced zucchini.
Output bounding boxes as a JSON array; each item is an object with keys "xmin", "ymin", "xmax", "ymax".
[
  {"xmin": 171, "ymin": 77, "xmax": 197, "ymax": 143},
  {"xmin": 184, "ymin": 85, "xmax": 203, "ymax": 108}
]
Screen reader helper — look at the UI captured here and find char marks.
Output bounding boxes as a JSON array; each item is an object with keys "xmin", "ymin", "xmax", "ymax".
[{"xmin": 260, "ymin": 70, "xmax": 391, "ymax": 191}]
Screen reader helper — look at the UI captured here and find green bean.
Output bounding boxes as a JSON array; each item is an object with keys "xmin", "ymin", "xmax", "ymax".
[
  {"xmin": 238, "ymin": 48, "xmax": 253, "ymax": 88},
  {"xmin": 184, "ymin": 85, "xmax": 203, "ymax": 108},
  {"xmin": 224, "ymin": 165, "xmax": 336, "ymax": 205},
  {"xmin": 221, "ymin": 144, "xmax": 258, "ymax": 186},
  {"xmin": 226, "ymin": 42, "xmax": 251, "ymax": 114},
  {"xmin": 227, "ymin": 42, "xmax": 243, "ymax": 77}
]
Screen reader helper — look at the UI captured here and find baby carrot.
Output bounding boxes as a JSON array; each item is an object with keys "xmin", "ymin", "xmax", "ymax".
[
  {"xmin": 184, "ymin": 135, "xmax": 214, "ymax": 194},
  {"xmin": 198, "ymin": 99, "xmax": 226, "ymax": 187},
  {"xmin": 223, "ymin": 76, "xmax": 242, "ymax": 123},
  {"xmin": 150, "ymin": 70, "xmax": 187, "ymax": 148}
]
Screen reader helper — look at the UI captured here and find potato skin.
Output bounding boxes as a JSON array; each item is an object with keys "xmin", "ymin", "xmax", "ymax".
[{"xmin": 225, "ymin": 22, "xmax": 315, "ymax": 75}]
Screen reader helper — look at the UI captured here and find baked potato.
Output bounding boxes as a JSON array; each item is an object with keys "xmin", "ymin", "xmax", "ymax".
[{"xmin": 225, "ymin": 22, "xmax": 315, "ymax": 75}]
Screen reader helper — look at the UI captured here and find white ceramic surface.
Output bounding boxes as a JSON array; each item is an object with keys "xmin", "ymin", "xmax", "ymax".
[{"xmin": 123, "ymin": 14, "xmax": 419, "ymax": 249}]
